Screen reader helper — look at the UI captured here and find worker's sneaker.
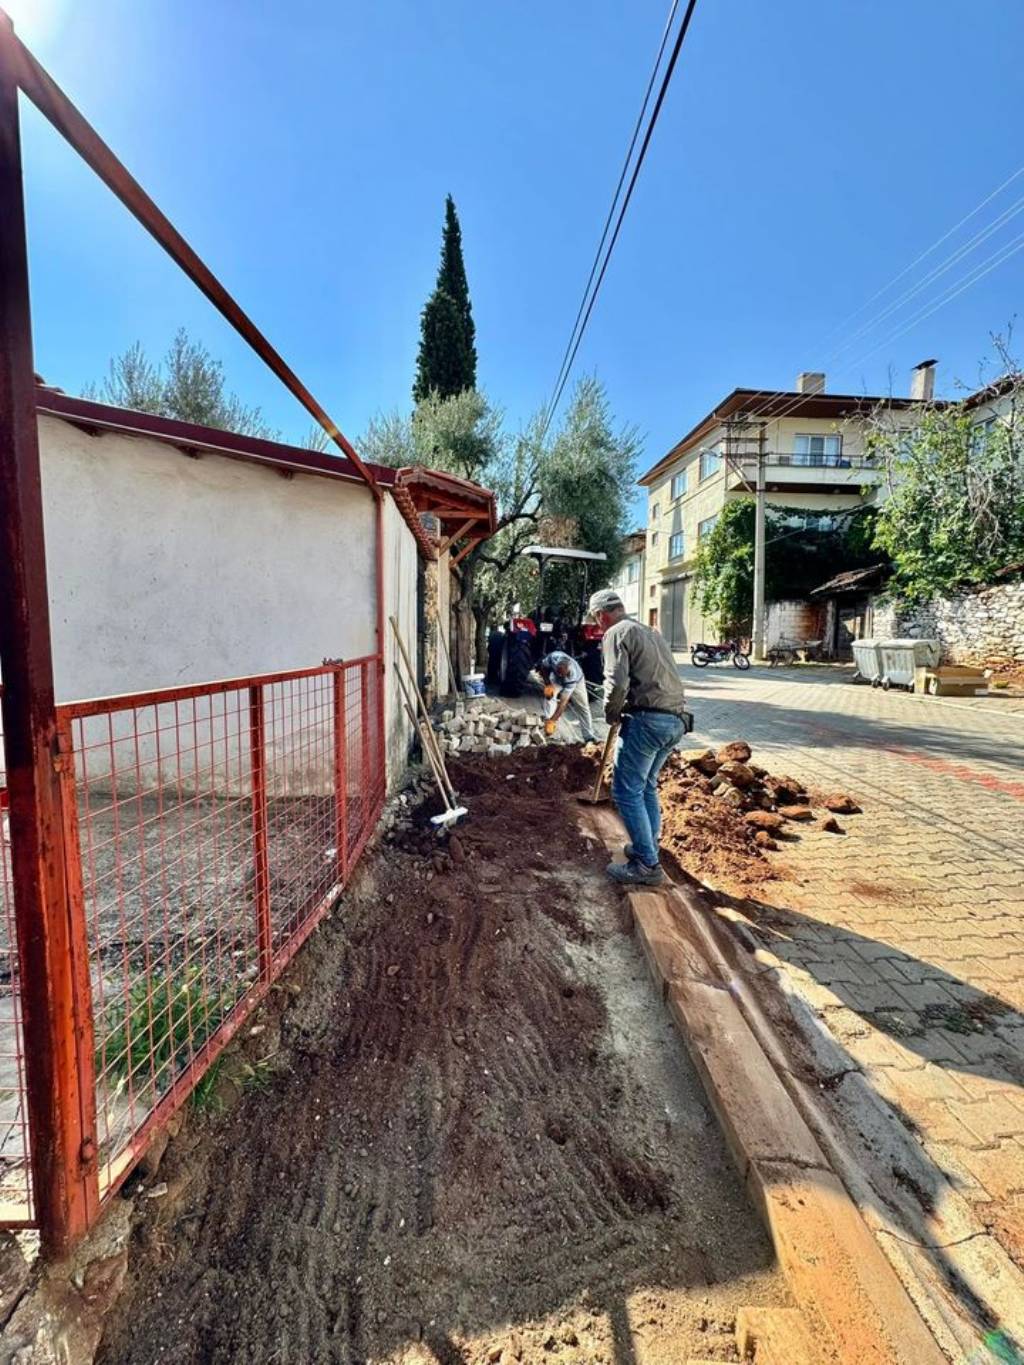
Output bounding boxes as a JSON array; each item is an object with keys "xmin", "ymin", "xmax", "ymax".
[{"xmin": 606, "ymin": 859, "xmax": 665, "ymax": 887}]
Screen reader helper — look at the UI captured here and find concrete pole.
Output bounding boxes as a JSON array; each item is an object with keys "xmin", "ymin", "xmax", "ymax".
[{"xmin": 751, "ymin": 449, "xmax": 766, "ymax": 661}]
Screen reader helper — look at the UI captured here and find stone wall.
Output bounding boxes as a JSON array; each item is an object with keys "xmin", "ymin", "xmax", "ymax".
[{"xmin": 870, "ymin": 579, "xmax": 1024, "ymax": 667}]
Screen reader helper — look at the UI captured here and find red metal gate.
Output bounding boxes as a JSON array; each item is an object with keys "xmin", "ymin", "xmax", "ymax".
[{"xmin": 0, "ymin": 658, "xmax": 384, "ymax": 1234}]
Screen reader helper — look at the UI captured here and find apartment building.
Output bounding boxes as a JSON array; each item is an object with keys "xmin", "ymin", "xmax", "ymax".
[
  {"xmin": 637, "ymin": 367, "xmax": 933, "ymax": 650},
  {"xmin": 607, "ymin": 530, "xmax": 647, "ymax": 619}
]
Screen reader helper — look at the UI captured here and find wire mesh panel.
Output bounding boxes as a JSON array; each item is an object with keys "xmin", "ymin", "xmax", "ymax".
[
  {"xmin": 50, "ymin": 659, "xmax": 384, "ymax": 1207},
  {"xmin": 0, "ymin": 705, "xmax": 34, "ymax": 1224}
]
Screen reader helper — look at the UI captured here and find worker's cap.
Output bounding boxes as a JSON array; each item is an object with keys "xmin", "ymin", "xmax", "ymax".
[{"xmin": 587, "ymin": 588, "xmax": 625, "ymax": 619}]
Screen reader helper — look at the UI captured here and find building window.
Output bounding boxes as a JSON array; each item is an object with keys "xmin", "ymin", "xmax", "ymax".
[
  {"xmin": 670, "ymin": 471, "xmax": 687, "ymax": 500},
  {"xmin": 697, "ymin": 514, "xmax": 718, "ymax": 540},
  {"xmin": 651, "ymin": 502, "xmax": 660, "ymax": 520},
  {"xmin": 649, "ymin": 608, "xmax": 659, "ymax": 629},
  {"xmin": 651, "ymin": 530, "xmax": 659, "ymax": 549},
  {"xmin": 649, "ymin": 584, "xmax": 657, "ymax": 598},
  {"xmin": 699, "ymin": 450, "xmax": 722, "ymax": 480},
  {"xmin": 626, "ymin": 560, "xmax": 639, "ymax": 583},
  {"xmin": 669, "ymin": 531, "xmax": 685, "ymax": 561},
  {"xmin": 794, "ymin": 433, "xmax": 842, "ymax": 466}
]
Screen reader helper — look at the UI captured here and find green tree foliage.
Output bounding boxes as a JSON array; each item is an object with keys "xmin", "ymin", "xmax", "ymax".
[
  {"xmin": 361, "ymin": 377, "xmax": 638, "ymax": 665},
  {"xmin": 866, "ymin": 377, "xmax": 1024, "ymax": 600},
  {"xmin": 693, "ymin": 500, "xmax": 884, "ymax": 636},
  {"xmin": 413, "ymin": 196, "xmax": 477, "ymax": 403},
  {"xmin": 534, "ymin": 376, "xmax": 640, "ymax": 619},
  {"xmin": 86, "ymin": 329, "xmax": 277, "ymax": 439}
]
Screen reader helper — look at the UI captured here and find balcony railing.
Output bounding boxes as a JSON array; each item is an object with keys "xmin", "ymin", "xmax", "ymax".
[{"xmin": 727, "ymin": 451, "xmax": 879, "ymax": 471}]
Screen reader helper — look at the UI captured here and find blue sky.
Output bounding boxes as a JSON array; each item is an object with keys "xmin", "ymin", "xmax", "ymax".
[{"xmin": 12, "ymin": 0, "xmax": 1024, "ymax": 519}]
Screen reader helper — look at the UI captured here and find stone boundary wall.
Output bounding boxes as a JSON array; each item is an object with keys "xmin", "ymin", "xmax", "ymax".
[{"xmin": 870, "ymin": 578, "xmax": 1024, "ymax": 666}]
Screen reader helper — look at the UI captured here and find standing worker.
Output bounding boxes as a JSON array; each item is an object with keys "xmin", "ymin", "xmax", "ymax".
[
  {"xmin": 536, "ymin": 649, "xmax": 598, "ymax": 743},
  {"xmin": 587, "ymin": 589, "xmax": 690, "ymax": 886}
]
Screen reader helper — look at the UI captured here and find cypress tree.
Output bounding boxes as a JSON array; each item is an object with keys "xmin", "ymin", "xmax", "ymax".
[{"xmin": 413, "ymin": 195, "xmax": 477, "ymax": 403}]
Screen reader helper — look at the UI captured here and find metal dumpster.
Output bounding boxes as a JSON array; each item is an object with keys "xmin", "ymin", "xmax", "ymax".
[
  {"xmin": 851, "ymin": 638, "xmax": 883, "ymax": 684},
  {"xmin": 878, "ymin": 638, "xmax": 941, "ymax": 691}
]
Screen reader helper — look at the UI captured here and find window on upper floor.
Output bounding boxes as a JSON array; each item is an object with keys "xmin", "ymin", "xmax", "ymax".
[
  {"xmin": 794, "ymin": 433, "xmax": 843, "ymax": 466},
  {"xmin": 670, "ymin": 471, "xmax": 687, "ymax": 500},
  {"xmin": 669, "ymin": 531, "xmax": 685, "ymax": 560},
  {"xmin": 651, "ymin": 530, "xmax": 659, "ymax": 548},
  {"xmin": 649, "ymin": 584, "xmax": 657, "ymax": 598},
  {"xmin": 626, "ymin": 560, "xmax": 640, "ymax": 583},
  {"xmin": 697, "ymin": 514, "xmax": 718, "ymax": 540},
  {"xmin": 699, "ymin": 450, "xmax": 722, "ymax": 481},
  {"xmin": 651, "ymin": 502, "xmax": 660, "ymax": 520}
]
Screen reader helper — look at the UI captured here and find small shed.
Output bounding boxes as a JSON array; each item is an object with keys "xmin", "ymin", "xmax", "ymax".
[{"xmin": 810, "ymin": 563, "xmax": 890, "ymax": 658}]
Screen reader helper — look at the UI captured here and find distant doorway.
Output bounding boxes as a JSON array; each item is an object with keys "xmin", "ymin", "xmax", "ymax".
[{"xmin": 661, "ymin": 580, "xmax": 687, "ymax": 650}]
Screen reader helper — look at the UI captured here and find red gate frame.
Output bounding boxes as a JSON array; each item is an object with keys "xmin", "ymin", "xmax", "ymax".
[{"xmin": 0, "ymin": 15, "xmax": 386, "ymax": 1254}]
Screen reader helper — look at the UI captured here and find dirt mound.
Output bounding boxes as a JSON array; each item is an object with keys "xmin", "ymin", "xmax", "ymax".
[
  {"xmin": 656, "ymin": 746, "xmax": 861, "ymax": 894},
  {"xmin": 98, "ymin": 744, "xmax": 781, "ymax": 1365}
]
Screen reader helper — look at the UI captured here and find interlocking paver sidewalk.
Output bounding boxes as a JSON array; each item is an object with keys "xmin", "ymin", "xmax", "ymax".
[{"xmin": 680, "ymin": 664, "xmax": 1024, "ymax": 1351}]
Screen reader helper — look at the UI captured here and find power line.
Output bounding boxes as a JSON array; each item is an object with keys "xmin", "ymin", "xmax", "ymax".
[
  {"xmin": 718, "ymin": 165, "xmax": 1024, "ymax": 444},
  {"xmin": 543, "ymin": 0, "xmax": 682, "ymax": 431},
  {"xmin": 542, "ymin": 0, "xmax": 700, "ymax": 436}
]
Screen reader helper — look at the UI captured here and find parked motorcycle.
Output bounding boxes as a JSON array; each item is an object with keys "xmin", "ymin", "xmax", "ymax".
[{"xmin": 690, "ymin": 640, "xmax": 751, "ymax": 669}]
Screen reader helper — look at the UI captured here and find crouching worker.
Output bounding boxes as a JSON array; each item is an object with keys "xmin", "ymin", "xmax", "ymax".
[
  {"xmin": 536, "ymin": 649, "xmax": 597, "ymax": 743},
  {"xmin": 587, "ymin": 589, "xmax": 690, "ymax": 887}
]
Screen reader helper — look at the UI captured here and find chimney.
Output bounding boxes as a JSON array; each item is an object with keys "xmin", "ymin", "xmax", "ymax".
[
  {"xmin": 910, "ymin": 358, "xmax": 937, "ymax": 402},
  {"xmin": 796, "ymin": 371, "xmax": 826, "ymax": 395}
]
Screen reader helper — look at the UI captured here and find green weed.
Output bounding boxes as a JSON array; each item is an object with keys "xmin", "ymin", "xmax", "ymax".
[{"xmin": 97, "ymin": 969, "xmax": 243, "ymax": 1104}]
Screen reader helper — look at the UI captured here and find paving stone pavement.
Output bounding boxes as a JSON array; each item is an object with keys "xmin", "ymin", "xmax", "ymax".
[{"xmin": 679, "ymin": 664, "xmax": 1024, "ymax": 1349}]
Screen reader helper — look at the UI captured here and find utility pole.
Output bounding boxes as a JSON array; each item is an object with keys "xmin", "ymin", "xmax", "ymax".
[{"xmin": 751, "ymin": 448, "xmax": 766, "ymax": 661}]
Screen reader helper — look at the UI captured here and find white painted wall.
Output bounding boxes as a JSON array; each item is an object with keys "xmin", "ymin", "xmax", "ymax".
[
  {"xmin": 39, "ymin": 414, "xmax": 378, "ymax": 697},
  {"xmin": 382, "ymin": 492, "xmax": 418, "ymax": 789},
  {"xmin": 24, "ymin": 414, "xmax": 417, "ymax": 794}
]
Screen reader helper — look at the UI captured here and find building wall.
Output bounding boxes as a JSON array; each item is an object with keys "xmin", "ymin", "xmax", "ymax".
[
  {"xmin": 609, "ymin": 548, "xmax": 644, "ymax": 618},
  {"xmin": 871, "ymin": 580, "xmax": 1024, "ymax": 667},
  {"xmin": 30, "ymin": 414, "xmax": 416, "ymax": 791}
]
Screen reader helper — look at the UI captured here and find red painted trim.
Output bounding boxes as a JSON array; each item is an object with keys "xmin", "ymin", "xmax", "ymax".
[{"xmin": 58, "ymin": 662, "xmax": 346, "ymax": 719}]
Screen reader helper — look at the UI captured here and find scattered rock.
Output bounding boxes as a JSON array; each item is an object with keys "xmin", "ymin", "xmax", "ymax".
[
  {"xmin": 386, "ymin": 964, "xmax": 401, "ymax": 977},
  {"xmin": 777, "ymin": 804, "xmax": 813, "ymax": 822},
  {"xmin": 716, "ymin": 740, "xmax": 752, "ymax": 764},
  {"xmin": 448, "ymin": 835, "xmax": 466, "ymax": 864},
  {"xmin": 744, "ymin": 810, "xmax": 784, "ymax": 831},
  {"xmin": 681, "ymin": 748, "xmax": 720, "ymax": 775},
  {"xmin": 823, "ymin": 792, "xmax": 862, "ymax": 814},
  {"xmin": 753, "ymin": 831, "xmax": 778, "ymax": 850},
  {"xmin": 718, "ymin": 760, "xmax": 756, "ymax": 789},
  {"xmin": 820, "ymin": 816, "xmax": 845, "ymax": 834},
  {"xmin": 766, "ymin": 775, "xmax": 807, "ymax": 804}
]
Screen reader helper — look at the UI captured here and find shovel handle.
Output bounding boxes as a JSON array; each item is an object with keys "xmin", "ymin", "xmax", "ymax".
[{"xmin": 590, "ymin": 722, "xmax": 620, "ymax": 803}]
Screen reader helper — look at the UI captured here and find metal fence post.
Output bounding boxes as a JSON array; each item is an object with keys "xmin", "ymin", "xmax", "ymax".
[
  {"xmin": 248, "ymin": 686, "xmax": 272, "ymax": 983},
  {"xmin": 360, "ymin": 662, "xmax": 371, "ymax": 824},
  {"xmin": 0, "ymin": 16, "xmax": 91, "ymax": 1253},
  {"xmin": 54, "ymin": 717, "xmax": 100, "ymax": 1225},
  {"xmin": 332, "ymin": 669, "xmax": 348, "ymax": 882}
]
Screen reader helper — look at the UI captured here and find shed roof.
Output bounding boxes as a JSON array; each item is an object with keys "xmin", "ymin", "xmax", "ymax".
[{"xmin": 810, "ymin": 563, "xmax": 889, "ymax": 597}]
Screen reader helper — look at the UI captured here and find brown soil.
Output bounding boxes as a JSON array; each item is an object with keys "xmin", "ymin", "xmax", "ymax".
[
  {"xmin": 97, "ymin": 746, "xmax": 784, "ymax": 1365},
  {"xmin": 656, "ymin": 759, "xmax": 782, "ymax": 894}
]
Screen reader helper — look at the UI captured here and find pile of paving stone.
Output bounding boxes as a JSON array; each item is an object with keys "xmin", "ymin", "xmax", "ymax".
[{"xmin": 434, "ymin": 696, "xmax": 549, "ymax": 758}]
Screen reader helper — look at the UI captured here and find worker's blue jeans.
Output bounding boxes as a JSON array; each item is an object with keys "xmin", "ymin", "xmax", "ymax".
[{"xmin": 612, "ymin": 711, "xmax": 686, "ymax": 868}]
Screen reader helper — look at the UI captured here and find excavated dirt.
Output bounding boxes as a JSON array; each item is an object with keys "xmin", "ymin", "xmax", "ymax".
[{"xmin": 97, "ymin": 746, "xmax": 786, "ymax": 1365}]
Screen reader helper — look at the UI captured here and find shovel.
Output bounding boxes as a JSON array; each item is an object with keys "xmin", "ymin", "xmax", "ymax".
[{"xmin": 576, "ymin": 722, "xmax": 620, "ymax": 806}]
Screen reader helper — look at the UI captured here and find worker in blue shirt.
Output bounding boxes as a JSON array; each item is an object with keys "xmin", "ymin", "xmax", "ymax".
[{"xmin": 536, "ymin": 650, "xmax": 598, "ymax": 743}]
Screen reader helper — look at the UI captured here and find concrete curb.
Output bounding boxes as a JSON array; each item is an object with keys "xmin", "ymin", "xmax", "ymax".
[{"xmin": 586, "ymin": 807, "xmax": 946, "ymax": 1365}]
